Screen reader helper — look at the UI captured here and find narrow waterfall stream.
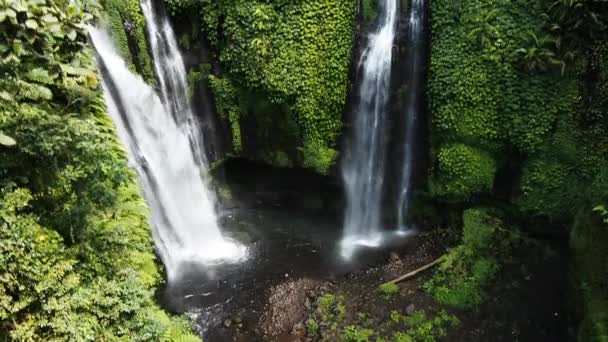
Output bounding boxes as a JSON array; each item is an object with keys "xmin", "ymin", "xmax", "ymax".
[
  {"xmin": 341, "ymin": 0, "xmax": 398, "ymax": 257},
  {"xmin": 397, "ymin": 0, "xmax": 427, "ymax": 231},
  {"xmin": 140, "ymin": 0, "xmax": 207, "ymax": 165},
  {"xmin": 89, "ymin": 26, "xmax": 245, "ymax": 282}
]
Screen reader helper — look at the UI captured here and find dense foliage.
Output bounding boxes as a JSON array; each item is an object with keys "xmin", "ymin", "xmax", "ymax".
[
  {"xmin": 102, "ymin": 0, "xmax": 154, "ymax": 83},
  {"xmin": 0, "ymin": 0, "xmax": 197, "ymax": 340},
  {"xmin": 428, "ymin": 0, "xmax": 608, "ymax": 339},
  {"xmin": 424, "ymin": 208, "xmax": 518, "ymax": 309},
  {"xmin": 1, "ymin": 0, "xmax": 607, "ymax": 340},
  {"xmin": 165, "ymin": 0, "xmax": 357, "ymax": 174}
]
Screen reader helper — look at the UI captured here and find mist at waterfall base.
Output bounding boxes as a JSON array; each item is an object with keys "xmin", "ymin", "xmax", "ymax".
[
  {"xmin": 89, "ymin": 27, "xmax": 246, "ymax": 282},
  {"xmin": 341, "ymin": 0, "xmax": 416, "ymax": 259}
]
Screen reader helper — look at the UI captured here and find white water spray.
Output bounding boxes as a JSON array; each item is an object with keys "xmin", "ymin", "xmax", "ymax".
[
  {"xmin": 89, "ymin": 25, "xmax": 245, "ymax": 282},
  {"xmin": 341, "ymin": 0, "xmax": 398, "ymax": 258}
]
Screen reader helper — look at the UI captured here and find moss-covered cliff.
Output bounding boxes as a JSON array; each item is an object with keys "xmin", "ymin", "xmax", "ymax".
[
  {"xmin": 100, "ymin": 0, "xmax": 608, "ymax": 339},
  {"xmin": 164, "ymin": 0, "xmax": 358, "ymax": 174},
  {"xmin": 428, "ymin": 0, "xmax": 608, "ymax": 339}
]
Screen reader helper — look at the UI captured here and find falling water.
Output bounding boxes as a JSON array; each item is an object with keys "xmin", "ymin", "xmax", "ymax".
[
  {"xmin": 397, "ymin": 0, "xmax": 426, "ymax": 231},
  {"xmin": 89, "ymin": 27, "xmax": 245, "ymax": 282},
  {"xmin": 140, "ymin": 0, "xmax": 206, "ymax": 165},
  {"xmin": 341, "ymin": 0, "xmax": 398, "ymax": 257}
]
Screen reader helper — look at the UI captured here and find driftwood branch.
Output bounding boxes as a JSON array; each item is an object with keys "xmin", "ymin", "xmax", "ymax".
[{"xmin": 386, "ymin": 256, "xmax": 445, "ymax": 285}]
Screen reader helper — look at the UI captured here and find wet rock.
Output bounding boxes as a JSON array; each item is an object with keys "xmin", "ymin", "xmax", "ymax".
[
  {"xmin": 390, "ymin": 252, "xmax": 400, "ymax": 261},
  {"xmin": 291, "ymin": 322, "xmax": 304, "ymax": 335},
  {"xmin": 406, "ymin": 303, "xmax": 416, "ymax": 315},
  {"xmin": 224, "ymin": 318, "xmax": 232, "ymax": 328},
  {"xmin": 304, "ymin": 297, "xmax": 311, "ymax": 310}
]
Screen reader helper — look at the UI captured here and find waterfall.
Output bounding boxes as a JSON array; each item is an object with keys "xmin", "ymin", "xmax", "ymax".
[
  {"xmin": 140, "ymin": 0, "xmax": 205, "ymax": 166},
  {"xmin": 341, "ymin": 0, "xmax": 398, "ymax": 258},
  {"xmin": 397, "ymin": 0, "xmax": 426, "ymax": 230},
  {"xmin": 89, "ymin": 26, "xmax": 245, "ymax": 281}
]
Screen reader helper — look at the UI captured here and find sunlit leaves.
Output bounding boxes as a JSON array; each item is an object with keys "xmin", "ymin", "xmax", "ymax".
[{"xmin": 0, "ymin": 131, "xmax": 16, "ymax": 146}]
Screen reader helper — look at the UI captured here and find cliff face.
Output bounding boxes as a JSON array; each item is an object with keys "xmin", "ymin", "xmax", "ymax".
[
  {"xmin": 103, "ymin": 1, "xmax": 608, "ymax": 337},
  {"xmin": 427, "ymin": 1, "xmax": 608, "ymax": 339},
  {"xmin": 159, "ymin": 0, "xmax": 358, "ymax": 175}
]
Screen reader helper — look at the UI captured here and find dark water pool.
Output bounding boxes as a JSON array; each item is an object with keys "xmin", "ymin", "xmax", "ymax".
[{"xmin": 159, "ymin": 208, "xmax": 416, "ymax": 337}]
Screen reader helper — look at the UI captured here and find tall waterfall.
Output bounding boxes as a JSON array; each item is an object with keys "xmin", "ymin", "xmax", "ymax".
[
  {"xmin": 341, "ymin": 0, "xmax": 398, "ymax": 257},
  {"xmin": 397, "ymin": 0, "xmax": 426, "ymax": 230},
  {"xmin": 140, "ymin": 0, "xmax": 205, "ymax": 165},
  {"xmin": 89, "ymin": 26, "xmax": 245, "ymax": 281}
]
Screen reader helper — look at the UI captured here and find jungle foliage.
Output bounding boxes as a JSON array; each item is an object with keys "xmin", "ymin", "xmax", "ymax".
[
  {"xmin": 428, "ymin": 0, "xmax": 608, "ymax": 339},
  {"xmin": 102, "ymin": 0, "xmax": 154, "ymax": 83},
  {"xmin": 164, "ymin": 0, "xmax": 357, "ymax": 174},
  {"xmin": 424, "ymin": 208, "xmax": 518, "ymax": 310},
  {"xmin": 0, "ymin": 0, "xmax": 197, "ymax": 340}
]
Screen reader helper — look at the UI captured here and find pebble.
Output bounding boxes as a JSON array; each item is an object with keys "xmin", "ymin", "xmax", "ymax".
[
  {"xmin": 390, "ymin": 252, "xmax": 400, "ymax": 261},
  {"xmin": 291, "ymin": 322, "xmax": 304, "ymax": 335},
  {"xmin": 406, "ymin": 303, "xmax": 416, "ymax": 315}
]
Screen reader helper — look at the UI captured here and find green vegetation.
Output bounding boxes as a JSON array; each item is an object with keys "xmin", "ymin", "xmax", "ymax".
[
  {"xmin": 361, "ymin": 0, "xmax": 378, "ymax": 23},
  {"xmin": 1, "ymin": 0, "xmax": 608, "ymax": 340},
  {"xmin": 102, "ymin": 0, "xmax": 155, "ymax": 83},
  {"xmin": 378, "ymin": 282, "xmax": 400, "ymax": 301},
  {"xmin": 306, "ymin": 291, "xmax": 459, "ymax": 342},
  {"xmin": 430, "ymin": 144, "xmax": 496, "ymax": 201},
  {"xmin": 164, "ymin": 0, "xmax": 357, "ymax": 173},
  {"xmin": 341, "ymin": 326, "xmax": 375, "ymax": 342},
  {"xmin": 306, "ymin": 318, "xmax": 319, "ymax": 337},
  {"xmin": 0, "ymin": 0, "xmax": 197, "ymax": 340},
  {"xmin": 392, "ymin": 310, "xmax": 459, "ymax": 342},
  {"xmin": 424, "ymin": 209, "xmax": 518, "ymax": 310},
  {"xmin": 318, "ymin": 294, "xmax": 347, "ymax": 323},
  {"xmin": 429, "ymin": 0, "xmax": 608, "ymax": 337}
]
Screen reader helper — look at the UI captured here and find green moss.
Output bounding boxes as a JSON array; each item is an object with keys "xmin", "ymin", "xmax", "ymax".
[
  {"xmin": 571, "ymin": 211, "xmax": 608, "ymax": 342},
  {"xmin": 361, "ymin": 0, "xmax": 378, "ymax": 23},
  {"xmin": 378, "ymin": 282, "xmax": 400, "ymax": 301},
  {"xmin": 301, "ymin": 140, "xmax": 338, "ymax": 175},
  {"xmin": 306, "ymin": 318, "xmax": 319, "ymax": 337},
  {"xmin": 424, "ymin": 209, "xmax": 517, "ymax": 310},
  {"xmin": 428, "ymin": 0, "xmax": 580, "ymax": 201},
  {"xmin": 341, "ymin": 326, "xmax": 376, "ymax": 342},
  {"xmin": 517, "ymin": 157, "xmax": 581, "ymax": 220},
  {"xmin": 167, "ymin": 0, "xmax": 356, "ymax": 173},
  {"xmin": 318, "ymin": 294, "xmax": 346, "ymax": 322},
  {"xmin": 208, "ymin": 75, "xmax": 242, "ymax": 153},
  {"xmin": 392, "ymin": 310, "xmax": 459, "ymax": 342},
  {"xmin": 430, "ymin": 144, "xmax": 496, "ymax": 201},
  {"xmin": 103, "ymin": 0, "xmax": 155, "ymax": 83}
]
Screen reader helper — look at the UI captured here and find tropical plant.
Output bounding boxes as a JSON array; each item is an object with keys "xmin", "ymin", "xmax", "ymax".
[
  {"xmin": 515, "ymin": 31, "xmax": 568, "ymax": 75},
  {"xmin": 547, "ymin": 0, "xmax": 607, "ymax": 44},
  {"xmin": 467, "ymin": 9, "xmax": 499, "ymax": 49},
  {"xmin": 594, "ymin": 205, "xmax": 608, "ymax": 224}
]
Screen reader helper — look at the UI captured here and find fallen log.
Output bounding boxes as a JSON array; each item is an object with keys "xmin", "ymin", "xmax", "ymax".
[{"xmin": 385, "ymin": 256, "xmax": 445, "ymax": 285}]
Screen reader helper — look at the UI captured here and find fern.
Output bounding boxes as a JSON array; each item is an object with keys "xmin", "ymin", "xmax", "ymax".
[
  {"xmin": 23, "ymin": 68, "xmax": 56, "ymax": 85},
  {"xmin": 160, "ymin": 326, "xmax": 201, "ymax": 342},
  {"xmin": 16, "ymin": 80, "xmax": 53, "ymax": 101}
]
